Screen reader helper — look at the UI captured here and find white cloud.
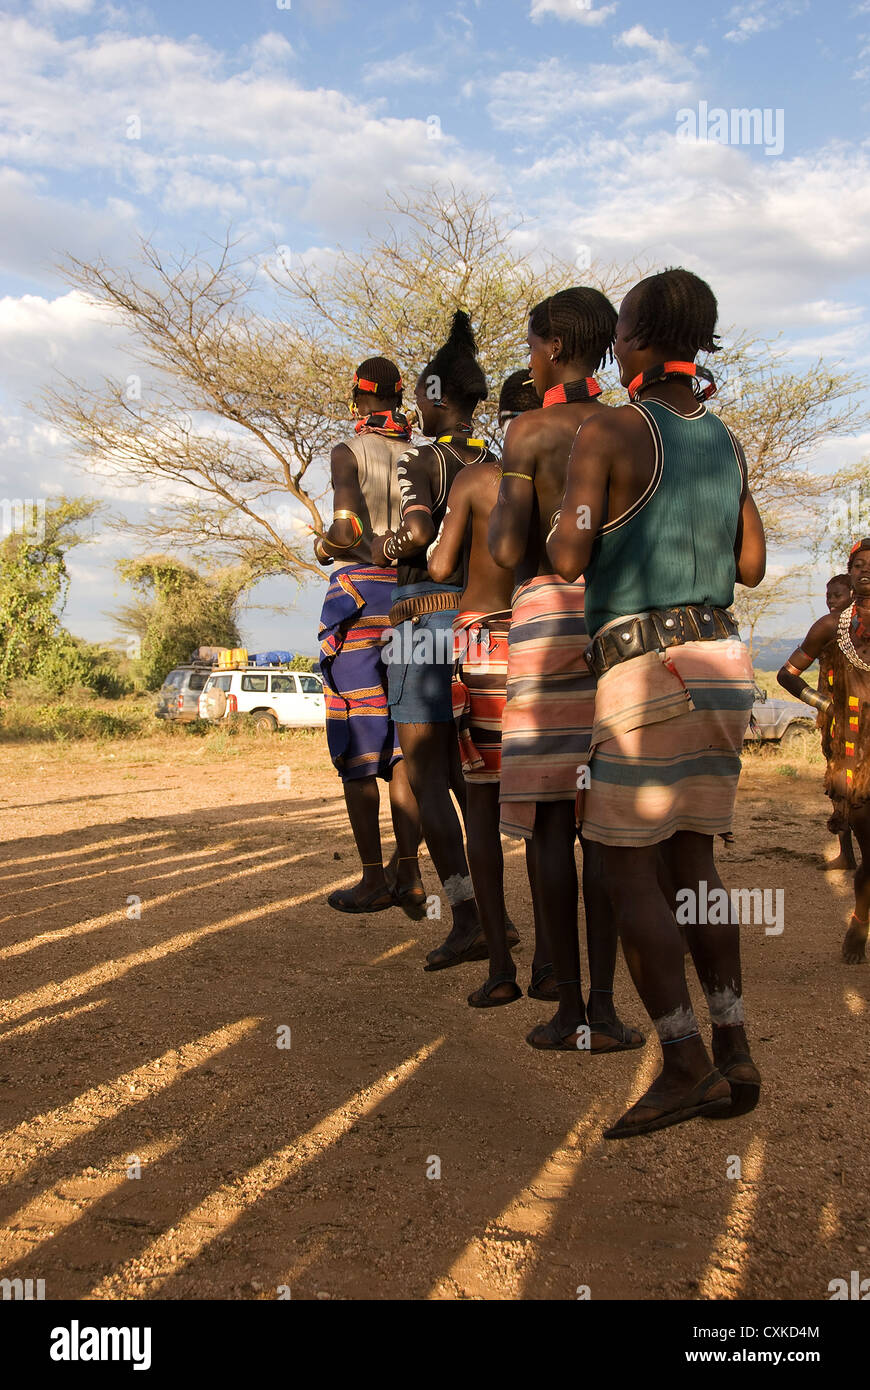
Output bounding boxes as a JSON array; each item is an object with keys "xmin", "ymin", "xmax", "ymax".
[
  {"xmin": 361, "ymin": 58, "xmax": 433, "ymax": 86},
  {"xmin": 530, "ymin": 0, "xmax": 617, "ymax": 25},
  {"xmin": 0, "ymin": 17, "xmax": 491, "ymax": 231},
  {"xmin": 724, "ymin": 1, "xmax": 808, "ymax": 44},
  {"xmin": 518, "ymin": 133, "xmax": 870, "ymax": 349},
  {"xmin": 0, "ymin": 290, "xmax": 134, "ymax": 400},
  {"xmin": 33, "ymin": 0, "xmax": 95, "ymax": 12},
  {"xmin": 488, "ymin": 54, "xmax": 694, "ymax": 130},
  {"xmin": 0, "ymin": 168, "xmax": 140, "ymax": 285},
  {"xmin": 616, "ymin": 23, "xmax": 684, "ymax": 65},
  {"xmin": 247, "ymin": 32, "xmax": 295, "ymax": 66}
]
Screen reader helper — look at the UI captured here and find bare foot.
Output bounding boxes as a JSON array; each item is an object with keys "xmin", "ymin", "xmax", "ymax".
[{"xmin": 842, "ymin": 915, "xmax": 868, "ymax": 964}]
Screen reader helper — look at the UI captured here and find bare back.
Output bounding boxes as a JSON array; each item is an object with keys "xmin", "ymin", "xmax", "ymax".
[
  {"xmin": 427, "ymin": 459, "xmax": 514, "ymax": 615},
  {"xmin": 489, "ymin": 400, "xmax": 606, "ymax": 587}
]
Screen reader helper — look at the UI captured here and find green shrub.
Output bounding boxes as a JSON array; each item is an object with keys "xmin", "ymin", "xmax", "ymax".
[{"xmin": 0, "ymin": 697, "xmax": 152, "ymax": 742}]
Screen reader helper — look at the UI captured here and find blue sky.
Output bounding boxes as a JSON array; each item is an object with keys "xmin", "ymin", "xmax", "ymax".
[{"xmin": 1, "ymin": 0, "xmax": 869, "ymax": 655}]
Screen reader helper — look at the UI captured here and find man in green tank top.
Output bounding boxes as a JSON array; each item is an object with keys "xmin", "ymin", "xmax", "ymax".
[{"xmin": 548, "ymin": 269, "xmax": 767, "ymax": 1140}]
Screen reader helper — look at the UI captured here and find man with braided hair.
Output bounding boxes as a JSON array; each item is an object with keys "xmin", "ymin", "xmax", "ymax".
[
  {"xmin": 779, "ymin": 542, "xmax": 870, "ymax": 962},
  {"xmin": 315, "ymin": 357, "xmax": 424, "ymax": 918},
  {"xmin": 372, "ymin": 312, "xmax": 499, "ymax": 971},
  {"xmin": 489, "ymin": 287, "xmax": 644, "ymax": 1052},
  {"xmin": 497, "ymin": 369, "xmax": 542, "ymax": 428},
  {"xmin": 425, "ymin": 369, "xmax": 546, "ymax": 1006},
  {"xmin": 549, "ymin": 268, "xmax": 766, "ymax": 1139}
]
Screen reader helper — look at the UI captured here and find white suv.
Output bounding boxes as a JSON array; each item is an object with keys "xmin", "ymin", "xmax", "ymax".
[{"xmin": 199, "ymin": 668, "xmax": 326, "ymax": 733}]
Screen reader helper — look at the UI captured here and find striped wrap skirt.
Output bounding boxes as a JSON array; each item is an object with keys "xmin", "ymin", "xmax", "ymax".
[
  {"xmin": 451, "ymin": 611, "xmax": 511, "ymax": 783},
  {"xmin": 499, "ymin": 575, "xmax": 595, "ymax": 839},
  {"xmin": 318, "ymin": 564, "xmax": 401, "ymax": 783},
  {"xmin": 580, "ymin": 637, "xmax": 754, "ymax": 847}
]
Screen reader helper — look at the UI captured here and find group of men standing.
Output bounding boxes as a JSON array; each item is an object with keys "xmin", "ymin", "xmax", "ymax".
[{"xmin": 315, "ymin": 267, "xmax": 767, "ymax": 1141}]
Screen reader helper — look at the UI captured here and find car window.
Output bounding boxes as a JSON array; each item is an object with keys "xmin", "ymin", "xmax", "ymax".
[
  {"xmin": 187, "ymin": 672, "xmax": 208, "ymax": 692},
  {"xmin": 270, "ymin": 676, "xmax": 296, "ymax": 694},
  {"xmin": 164, "ymin": 669, "xmax": 185, "ymax": 688},
  {"xmin": 241, "ymin": 674, "xmax": 269, "ymax": 693},
  {"xmin": 215, "ymin": 674, "xmax": 232, "ymax": 692},
  {"xmin": 299, "ymin": 675, "xmax": 322, "ymax": 694}
]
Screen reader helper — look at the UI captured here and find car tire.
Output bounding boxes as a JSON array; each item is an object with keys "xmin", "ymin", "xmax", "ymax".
[
  {"xmin": 779, "ymin": 723, "xmax": 813, "ymax": 746},
  {"xmin": 251, "ymin": 711, "xmax": 279, "ymax": 734}
]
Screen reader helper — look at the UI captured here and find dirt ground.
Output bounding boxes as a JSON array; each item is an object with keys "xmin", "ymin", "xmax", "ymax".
[{"xmin": 0, "ymin": 731, "xmax": 867, "ymax": 1302}]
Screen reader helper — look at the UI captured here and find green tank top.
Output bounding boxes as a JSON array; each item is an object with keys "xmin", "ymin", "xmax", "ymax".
[{"xmin": 584, "ymin": 400, "xmax": 747, "ymax": 638}]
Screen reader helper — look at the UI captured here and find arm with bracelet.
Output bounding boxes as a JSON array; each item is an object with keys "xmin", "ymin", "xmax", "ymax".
[
  {"xmin": 314, "ymin": 444, "xmax": 367, "ymax": 563},
  {"xmin": 777, "ymin": 612, "xmax": 838, "ymax": 714},
  {"xmin": 488, "ymin": 414, "xmax": 537, "ymax": 570}
]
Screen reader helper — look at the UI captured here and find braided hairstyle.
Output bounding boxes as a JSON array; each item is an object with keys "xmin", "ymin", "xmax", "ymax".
[
  {"xmin": 498, "ymin": 369, "xmax": 542, "ymax": 418},
  {"xmin": 528, "ymin": 287, "xmax": 617, "ymax": 371},
  {"xmin": 353, "ymin": 356, "xmax": 403, "ymax": 406},
  {"xmin": 421, "ymin": 311, "xmax": 488, "ymax": 414},
  {"xmin": 627, "ymin": 268, "xmax": 720, "ymax": 356}
]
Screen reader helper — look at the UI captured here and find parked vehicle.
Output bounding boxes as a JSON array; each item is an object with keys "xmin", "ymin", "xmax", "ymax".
[
  {"xmin": 155, "ymin": 665, "xmax": 214, "ymax": 723},
  {"xmin": 199, "ymin": 667, "xmax": 326, "ymax": 732},
  {"xmin": 745, "ymin": 684, "xmax": 815, "ymax": 744}
]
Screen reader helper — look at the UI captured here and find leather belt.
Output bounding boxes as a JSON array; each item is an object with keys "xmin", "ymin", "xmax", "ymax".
[
  {"xmin": 389, "ymin": 591, "xmax": 461, "ymax": 627},
  {"xmin": 586, "ymin": 604, "xmax": 739, "ymax": 679}
]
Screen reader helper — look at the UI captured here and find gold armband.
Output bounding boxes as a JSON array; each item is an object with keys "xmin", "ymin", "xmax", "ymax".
[{"xmin": 333, "ymin": 510, "xmax": 363, "ymax": 541}]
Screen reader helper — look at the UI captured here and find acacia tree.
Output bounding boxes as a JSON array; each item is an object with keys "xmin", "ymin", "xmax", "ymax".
[{"xmin": 46, "ymin": 185, "xmax": 865, "ymax": 578}]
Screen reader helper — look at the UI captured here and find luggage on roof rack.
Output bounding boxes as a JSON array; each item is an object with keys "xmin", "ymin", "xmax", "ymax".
[
  {"xmin": 252, "ymin": 650, "xmax": 295, "ymax": 667},
  {"xmin": 218, "ymin": 647, "xmax": 249, "ymax": 669}
]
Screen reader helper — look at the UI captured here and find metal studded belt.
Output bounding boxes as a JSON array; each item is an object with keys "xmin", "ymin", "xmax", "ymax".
[
  {"xmin": 586, "ymin": 604, "xmax": 740, "ymax": 679},
  {"xmin": 389, "ymin": 591, "xmax": 461, "ymax": 627}
]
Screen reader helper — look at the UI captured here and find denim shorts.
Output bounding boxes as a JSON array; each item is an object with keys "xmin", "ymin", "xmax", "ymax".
[{"xmin": 387, "ymin": 583, "xmax": 461, "ymax": 724}]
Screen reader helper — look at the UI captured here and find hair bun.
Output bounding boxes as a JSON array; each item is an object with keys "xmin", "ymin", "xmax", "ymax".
[{"xmin": 445, "ymin": 310, "xmax": 478, "ymax": 358}]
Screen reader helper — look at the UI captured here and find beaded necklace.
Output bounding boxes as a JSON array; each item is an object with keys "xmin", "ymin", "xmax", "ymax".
[{"xmin": 837, "ymin": 603, "xmax": 870, "ymax": 672}]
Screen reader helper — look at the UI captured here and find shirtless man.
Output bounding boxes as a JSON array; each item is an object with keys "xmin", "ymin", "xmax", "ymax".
[
  {"xmin": 779, "ymin": 542, "xmax": 870, "ymax": 962},
  {"xmin": 488, "ymin": 287, "xmax": 644, "ymax": 1053},
  {"xmin": 427, "ymin": 370, "xmax": 549, "ymax": 1006}
]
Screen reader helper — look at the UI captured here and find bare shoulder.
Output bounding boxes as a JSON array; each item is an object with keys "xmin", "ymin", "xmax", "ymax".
[
  {"xmin": 502, "ymin": 409, "xmax": 545, "ymax": 454},
  {"xmin": 810, "ymin": 611, "xmax": 840, "ymax": 644},
  {"xmin": 331, "ymin": 441, "xmax": 358, "ymax": 466},
  {"xmin": 796, "ymin": 611, "xmax": 839, "ymax": 658},
  {"xmin": 574, "ymin": 403, "xmax": 643, "ymax": 447},
  {"xmin": 399, "ymin": 440, "xmax": 438, "ymax": 466}
]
